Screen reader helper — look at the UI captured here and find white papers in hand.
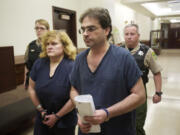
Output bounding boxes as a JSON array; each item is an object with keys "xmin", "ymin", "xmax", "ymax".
[{"xmin": 74, "ymin": 94, "xmax": 101, "ymax": 133}]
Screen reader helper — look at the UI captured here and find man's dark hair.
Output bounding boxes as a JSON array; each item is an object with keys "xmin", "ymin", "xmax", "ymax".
[{"xmin": 79, "ymin": 7, "xmax": 112, "ymax": 39}]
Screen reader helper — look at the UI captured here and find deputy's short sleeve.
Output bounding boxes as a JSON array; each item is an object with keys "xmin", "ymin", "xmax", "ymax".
[{"xmin": 144, "ymin": 48, "xmax": 162, "ymax": 74}]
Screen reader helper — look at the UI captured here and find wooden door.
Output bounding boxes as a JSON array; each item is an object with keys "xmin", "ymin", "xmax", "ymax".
[
  {"xmin": 161, "ymin": 23, "xmax": 180, "ymax": 49},
  {"xmin": 52, "ymin": 6, "xmax": 77, "ymax": 47},
  {"xmin": 169, "ymin": 26, "xmax": 180, "ymax": 48},
  {"xmin": 0, "ymin": 46, "xmax": 16, "ymax": 93}
]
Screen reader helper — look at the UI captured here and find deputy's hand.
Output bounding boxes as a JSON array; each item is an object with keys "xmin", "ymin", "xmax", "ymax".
[
  {"xmin": 78, "ymin": 118, "xmax": 91, "ymax": 133},
  {"xmin": 153, "ymin": 94, "xmax": 161, "ymax": 103},
  {"xmin": 84, "ymin": 109, "xmax": 107, "ymax": 125}
]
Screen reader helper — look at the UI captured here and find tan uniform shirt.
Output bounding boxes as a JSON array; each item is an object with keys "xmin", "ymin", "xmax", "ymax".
[{"xmin": 124, "ymin": 43, "xmax": 162, "ymax": 74}]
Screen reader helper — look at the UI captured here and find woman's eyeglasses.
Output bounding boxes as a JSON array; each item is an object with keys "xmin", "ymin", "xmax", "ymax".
[{"xmin": 34, "ymin": 27, "xmax": 46, "ymax": 31}]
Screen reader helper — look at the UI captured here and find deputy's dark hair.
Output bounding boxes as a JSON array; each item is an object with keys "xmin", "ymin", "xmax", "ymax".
[{"xmin": 79, "ymin": 7, "xmax": 112, "ymax": 39}]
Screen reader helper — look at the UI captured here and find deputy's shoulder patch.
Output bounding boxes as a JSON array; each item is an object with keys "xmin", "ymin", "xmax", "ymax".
[{"xmin": 151, "ymin": 51, "xmax": 157, "ymax": 60}]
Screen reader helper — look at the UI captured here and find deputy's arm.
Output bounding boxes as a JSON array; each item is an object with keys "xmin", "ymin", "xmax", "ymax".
[
  {"xmin": 153, "ymin": 72, "xmax": 162, "ymax": 93},
  {"xmin": 153, "ymin": 72, "xmax": 162, "ymax": 103},
  {"xmin": 24, "ymin": 45, "xmax": 29, "ymax": 89},
  {"xmin": 145, "ymin": 49, "xmax": 162, "ymax": 103}
]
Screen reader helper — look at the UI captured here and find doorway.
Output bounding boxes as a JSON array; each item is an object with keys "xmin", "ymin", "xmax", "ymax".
[
  {"xmin": 169, "ymin": 23, "xmax": 180, "ymax": 49},
  {"xmin": 161, "ymin": 23, "xmax": 180, "ymax": 49},
  {"xmin": 52, "ymin": 6, "xmax": 77, "ymax": 47}
]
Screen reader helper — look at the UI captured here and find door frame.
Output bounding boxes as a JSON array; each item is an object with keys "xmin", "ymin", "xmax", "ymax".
[{"xmin": 52, "ymin": 6, "xmax": 77, "ymax": 47}]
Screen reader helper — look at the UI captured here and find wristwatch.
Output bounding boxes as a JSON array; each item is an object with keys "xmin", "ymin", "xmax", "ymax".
[{"xmin": 155, "ymin": 91, "xmax": 163, "ymax": 97}]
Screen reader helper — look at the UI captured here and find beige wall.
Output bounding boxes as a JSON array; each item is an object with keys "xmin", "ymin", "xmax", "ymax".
[
  {"xmin": 114, "ymin": 2, "xmax": 136, "ymax": 42},
  {"xmin": 152, "ymin": 18, "xmax": 161, "ymax": 30},
  {"xmin": 0, "ymin": 0, "xmax": 153, "ymax": 55},
  {"xmin": 0, "ymin": 0, "xmax": 80, "ymax": 55},
  {"xmin": 114, "ymin": 2, "xmax": 153, "ymax": 42},
  {"xmin": 135, "ymin": 13, "xmax": 153, "ymax": 40}
]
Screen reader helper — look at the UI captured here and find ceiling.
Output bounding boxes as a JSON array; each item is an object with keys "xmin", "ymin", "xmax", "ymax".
[{"xmin": 120, "ymin": 0, "xmax": 180, "ymax": 22}]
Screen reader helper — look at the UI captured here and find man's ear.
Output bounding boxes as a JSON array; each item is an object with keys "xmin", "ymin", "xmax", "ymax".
[{"xmin": 105, "ymin": 27, "xmax": 110, "ymax": 37}]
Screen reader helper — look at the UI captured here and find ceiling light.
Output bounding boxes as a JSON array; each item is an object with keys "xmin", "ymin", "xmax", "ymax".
[
  {"xmin": 142, "ymin": 3, "xmax": 171, "ymax": 16},
  {"xmin": 170, "ymin": 19, "xmax": 180, "ymax": 23},
  {"xmin": 168, "ymin": 0, "xmax": 180, "ymax": 4}
]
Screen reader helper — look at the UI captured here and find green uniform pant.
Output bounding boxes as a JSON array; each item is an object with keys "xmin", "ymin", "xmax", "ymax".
[
  {"xmin": 136, "ymin": 84, "xmax": 147, "ymax": 135},
  {"xmin": 136, "ymin": 83, "xmax": 147, "ymax": 135},
  {"xmin": 136, "ymin": 100, "xmax": 147, "ymax": 135}
]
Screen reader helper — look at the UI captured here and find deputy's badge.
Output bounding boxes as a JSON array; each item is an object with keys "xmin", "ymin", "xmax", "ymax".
[
  {"xmin": 138, "ymin": 51, "xmax": 144, "ymax": 56},
  {"xmin": 152, "ymin": 52, "xmax": 157, "ymax": 60},
  {"xmin": 30, "ymin": 49, "xmax": 35, "ymax": 52}
]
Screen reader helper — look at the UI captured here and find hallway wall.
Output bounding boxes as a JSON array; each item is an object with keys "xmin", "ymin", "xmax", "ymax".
[
  {"xmin": 0, "ymin": 0, "xmax": 80, "ymax": 55},
  {"xmin": 114, "ymin": 2, "xmax": 153, "ymax": 42},
  {"xmin": 0, "ymin": 0, "xmax": 153, "ymax": 55}
]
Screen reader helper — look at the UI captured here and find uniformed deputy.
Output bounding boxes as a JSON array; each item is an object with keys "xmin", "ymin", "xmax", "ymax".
[
  {"xmin": 122, "ymin": 24, "xmax": 163, "ymax": 135},
  {"xmin": 24, "ymin": 19, "xmax": 50, "ymax": 89}
]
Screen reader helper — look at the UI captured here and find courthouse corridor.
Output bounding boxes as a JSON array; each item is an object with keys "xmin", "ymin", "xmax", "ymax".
[
  {"xmin": 145, "ymin": 49, "xmax": 180, "ymax": 135},
  {"xmin": 20, "ymin": 49, "xmax": 180, "ymax": 135}
]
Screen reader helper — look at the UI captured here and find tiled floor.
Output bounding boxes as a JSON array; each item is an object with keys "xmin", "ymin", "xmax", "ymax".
[
  {"xmin": 144, "ymin": 49, "xmax": 180, "ymax": 135},
  {"xmin": 21, "ymin": 49, "xmax": 180, "ymax": 135}
]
